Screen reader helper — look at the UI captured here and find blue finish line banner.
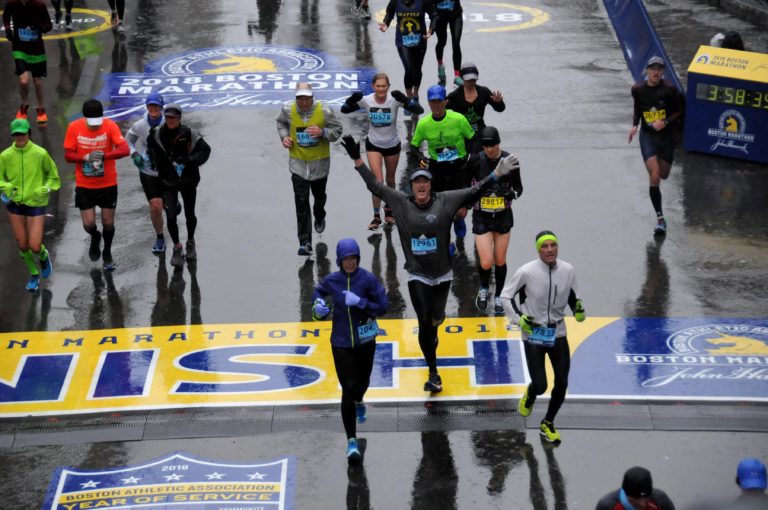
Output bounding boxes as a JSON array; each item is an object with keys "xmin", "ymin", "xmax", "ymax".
[{"xmin": 95, "ymin": 45, "xmax": 378, "ymax": 120}]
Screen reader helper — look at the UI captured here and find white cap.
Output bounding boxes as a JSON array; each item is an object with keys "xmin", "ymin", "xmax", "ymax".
[{"xmin": 295, "ymin": 88, "xmax": 313, "ymax": 97}]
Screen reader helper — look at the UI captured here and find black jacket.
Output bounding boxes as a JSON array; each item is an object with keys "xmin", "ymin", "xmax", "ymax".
[{"xmin": 148, "ymin": 124, "xmax": 211, "ymax": 187}]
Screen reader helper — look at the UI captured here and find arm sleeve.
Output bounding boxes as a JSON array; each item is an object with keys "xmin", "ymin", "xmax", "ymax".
[
  {"xmin": 322, "ymin": 108, "xmax": 343, "ymax": 142},
  {"xmin": 382, "ymin": 0, "xmax": 397, "ymax": 25},
  {"xmin": 461, "ymin": 115, "xmax": 476, "ymax": 140},
  {"xmin": 500, "ymin": 269, "xmax": 526, "ymax": 320},
  {"xmin": 275, "ymin": 107, "xmax": 291, "ymax": 140},
  {"xmin": 490, "ymin": 96, "xmax": 506, "ymax": 112},
  {"xmin": 43, "ymin": 152, "xmax": 61, "ymax": 192},
  {"xmin": 507, "ymin": 167, "xmax": 522, "ymax": 199},
  {"xmin": 104, "ymin": 125, "xmax": 130, "ymax": 160},
  {"xmin": 187, "ymin": 135, "xmax": 211, "ymax": 167},
  {"xmin": 125, "ymin": 123, "xmax": 140, "ymax": 152},
  {"xmin": 631, "ymin": 86, "xmax": 641, "ymax": 126},
  {"xmin": 356, "ymin": 162, "xmax": 403, "ymax": 205}
]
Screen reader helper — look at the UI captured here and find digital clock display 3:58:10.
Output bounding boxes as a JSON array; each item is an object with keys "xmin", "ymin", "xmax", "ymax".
[{"xmin": 695, "ymin": 83, "xmax": 768, "ymax": 110}]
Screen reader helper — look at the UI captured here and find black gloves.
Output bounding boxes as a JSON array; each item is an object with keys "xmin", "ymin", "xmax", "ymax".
[
  {"xmin": 391, "ymin": 90, "xmax": 407, "ymax": 103},
  {"xmin": 341, "ymin": 135, "xmax": 361, "ymax": 160}
]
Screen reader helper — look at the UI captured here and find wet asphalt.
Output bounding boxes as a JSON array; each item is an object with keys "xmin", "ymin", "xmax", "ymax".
[{"xmin": 1, "ymin": 0, "xmax": 768, "ymax": 509}]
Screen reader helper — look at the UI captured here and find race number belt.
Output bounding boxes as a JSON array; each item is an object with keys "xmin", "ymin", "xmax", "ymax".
[
  {"xmin": 357, "ymin": 320, "xmax": 379, "ymax": 344},
  {"xmin": 528, "ymin": 326, "xmax": 556, "ymax": 347},
  {"xmin": 480, "ymin": 196, "xmax": 505, "ymax": 212},
  {"xmin": 411, "ymin": 236, "xmax": 437, "ymax": 255}
]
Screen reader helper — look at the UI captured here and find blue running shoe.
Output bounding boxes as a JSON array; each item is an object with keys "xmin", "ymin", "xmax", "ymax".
[
  {"xmin": 355, "ymin": 402, "xmax": 367, "ymax": 424},
  {"xmin": 26, "ymin": 274, "xmax": 40, "ymax": 292},
  {"xmin": 453, "ymin": 218, "xmax": 467, "ymax": 239},
  {"xmin": 654, "ymin": 216, "xmax": 667, "ymax": 236},
  {"xmin": 448, "ymin": 242, "xmax": 456, "ymax": 258},
  {"xmin": 152, "ymin": 237, "xmax": 166, "ymax": 254},
  {"xmin": 346, "ymin": 438, "xmax": 362, "ymax": 461},
  {"xmin": 40, "ymin": 256, "xmax": 53, "ymax": 279}
]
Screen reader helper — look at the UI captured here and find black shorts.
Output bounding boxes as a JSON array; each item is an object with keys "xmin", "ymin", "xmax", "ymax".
[
  {"xmin": 639, "ymin": 129, "xmax": 675, "ymax": 164},
  {"xmin": 365, "ymin": 139, "xmax": 401, "ymax": 157},
  {"xmin": 472, "ymin": 208, "xmax": 514, "ymax": 235},
  {"xmin": 14, "ymin": 59, "xmax": 47, "ymax": 78},
  {"xmin": 139, "ymin": 173, "xmax": 163, "ymax": 201},
  {"xmin": 75, "ymin": 186, "xmax": 118, "ymax": 210},
  {"xmin": 429, "ymin": 159, "xmax": 468, "ymax": 192}
]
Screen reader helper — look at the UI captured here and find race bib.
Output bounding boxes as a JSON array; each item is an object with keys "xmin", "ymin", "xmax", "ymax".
[
  {"xmin": 357, "ymin": 320, "xmax": 379, "ymax": 344},
  {"xmin": 437, "ymin": 0, "xmax": 455, "ymax": 9},
  {"xmin": 402, "ymin": 33, "xmax": 421, "ymax": 47},
  {"xmin": 18, "ymin": 27, "xmax": 39, "ymax": 41},
  {"xmin": 82, "ymin": 162, "xmax": 104, "ymax": 178},
  {"xmin": 480, "ymin": 195, "xmax": 505, "ymax": 212},
  {"xmin": 436, "ymin": 147, "xmax": 458, "ymax": 162},
  {"xmin": 529, "ymin": 326, "xmax": 556, "ymax": 347},
  {"xmin": 369, "ymin": 109, "xmax": 392, "ymax": 127},
  {"xmin": 411, "ymin": 236, "xmax": 437, "ymax": 255},
  {"xmin": 642, "ymin": 109, "xmax": 666, "ymax": 125},
  {"xmin": 296, "ymin": 129, "xmax": 319, "ymax": 147}
]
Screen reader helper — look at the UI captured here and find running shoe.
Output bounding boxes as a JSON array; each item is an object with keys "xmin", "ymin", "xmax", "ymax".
[
  {"xmin": 185, "ymin": 239, "xmax": 197, "ymax": 260},
  {"xmin": 518, "ymin": 387, "xmax": 533, "ymax": 417},
  {"xmin": 26, "ymin": 274, "xmax": 40, "ymax": 292},
  {"xmin": 368, "ymin": 215, "xmax": 382, "ymax": 231},
  {"xmin": 423, "ymin": 372, "xmax": 443, "ymax": 393},
  {"xmin": 65, "ymin": 14, "xmax": 73, "ymax": 31},
  {"xmin": 448, "ymin": 242, "xmax": 456, "ymax": 258},
  {"xmin": 298, "ymin": 243, "xmax": 313, "ymax": 256},
  {"xmin": 40, "ymin": 255, "xmax": 53, "ymax": 279},
  {"xmin": 494, "ymin": 296, "xmax": 504, "ymax": 315},
  {"xmin": 654, "ymin": 216, "xmax": 667, "ymax": 235},
  {"xmin": 16, "ymin": 104, "xmax": 30, "ymax": 120},
  {"xmin": 102, "ymin": 252, "xmax": 116, "ymax": 272},
  {"xmin": 437, "ymin": 65, "xmax": 446, "ymax": 86},
  {"xmin": 54, "ymin": 12, "xmax": 62, "ymax": 30},
  {"xmin": 454, "ymin": 76, "xmax": 464, "ymax": 87},
  {"xmin": 346, "ymin": 438, "xmax": 362, "ymax": 460},
  {"xmin": 152, "ymin": 237, "xmax": 166, "ymax": 254},
  {"xmin": 88, "ymin": 231, "xmax": 102, "ymax": 261},
  {"xmin": 110, "ymin": 11, "xmax": 118, "ymax": 26},
  {"xmin": 36, "ymin": 109, "xmax": 48, "ymax": 126},
  {"xmin": 314, "ymin": 218, "xmax": 326, "ymax": 233},
  {"xmin": 361, "ymin": 5, "xmax": 372, "ymax": 18},
  {"xmin": 475, "ymin": 287, "xmax": 489, "ymax": 312},
  {"xmin": 170, "ymin": 245, "xmax": 184, "ymax": 267},
  {"xmin": 350, "ymin": 5, "xmax": 362, "ymax": 16},
  {"xmin": 383, "ymin": 207, "xmax": 395, "ymax": 225},
  {"xmin": 453, "ymin": 218, "xmax": 466, "ymax": 239},
  {"xmin": 355, "ymin": 402, "xmax": 367, "ymax": 424},
  {"xmin": 117, "ymin": 22, "xmax": 126, "ymax": 33},
  {"xmin": 539, "ymin": 420, "xmax": 561, "ymax": 443}
]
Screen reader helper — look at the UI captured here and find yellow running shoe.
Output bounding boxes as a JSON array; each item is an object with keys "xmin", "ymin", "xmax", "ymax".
[
  {"xmin": 540, "ymin": 420, "xmax": 561, "ymax": 443},
  {"xmin": 518, "ymin": 387, "xmax": 533, "ymax": 417}
]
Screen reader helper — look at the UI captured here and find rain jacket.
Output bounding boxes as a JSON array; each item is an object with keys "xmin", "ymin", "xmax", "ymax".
[
  {"xmin": 275, "ymin": 101, "xmax": 342, "ymax": 181},
  {"xmin": 147, "ymin": 124, "xmax": 211, "ymax": 188},
  {"xmin": 312, "ymin": 239, "xmax": 389, "ymax": 348},
  {"xmin": 0, "ymin": 141, "xmax": 60, "ymax": 207}
]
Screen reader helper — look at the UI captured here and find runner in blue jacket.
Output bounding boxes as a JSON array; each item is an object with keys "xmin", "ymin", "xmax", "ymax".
[{"xmin": 311, "ymin": 238, "xmax": 388, "ymax": 462}]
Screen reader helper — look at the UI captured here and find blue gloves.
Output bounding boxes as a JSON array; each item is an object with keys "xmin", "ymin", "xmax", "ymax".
[
  {"xmin": 312, "ymin": 298, "xmax": 330, "ymax": 319},
  {"xmin": 174, "ymin": 162, "xmax": 185, "ymax": 176},
  {"xmin": 343, "ymin": 290, "xmax": 364, "ymax": 308},
  {"xmin": 131, "ymin": 151, "xmax": 145, "ymax": 169}
]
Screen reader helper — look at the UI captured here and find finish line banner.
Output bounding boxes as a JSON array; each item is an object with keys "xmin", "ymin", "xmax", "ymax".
[{"xmin": 1, "ymin": 318, "xmax": 766, "ymax": 417}]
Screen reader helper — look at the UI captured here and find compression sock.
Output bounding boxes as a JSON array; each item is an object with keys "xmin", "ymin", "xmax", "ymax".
[
  {"xmin": 479, "ymin": 266, "xmax": 492, "ymax": 289},
  {"xmin": 20, "ymin": 250, "xmax": 39, "ymax": 275},
  {"xmin": 38, "ymin": 244, "xmax": 49, "ymax": 262},
  {"xmin": 103, "ymin": 226, "xmax": 115, "ymax": 256},
  {"xmin": 494, "ymin": 264, "xmax": 507, "ymax": 297},
  {"xmin": 649, "ymin": 186, "xmax": 663, "ymax": 217}
]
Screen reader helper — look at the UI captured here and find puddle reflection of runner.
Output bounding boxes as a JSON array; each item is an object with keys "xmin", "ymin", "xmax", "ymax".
[
  {"xmin": 410, "ymin": 431, "xmax": 458, "ymax": 510},
  {"xmin": 150, "ymin": 254, "xmax": 203, "ymax": 326},
  {"xmin": 346, "ymin": 439, "xmax": 372, "ymax": 510},
  {"xmin": 368, "ymin": 229, "xmax": 407, "ymax": 319},
  {"xmin": 297, "ymin": 243, "xmax": 330, "ymax": 322},
  {"xmin": 86, "ymin": 268, "xmax": 125, "ymax": 329},
  {"xmin": 111, "ymin": 29, "xmax": 128, "ymax": 72},
  {"xmin": 55, "ymin": 38, "xmax": 82, "ymax": 99},
  {"xmin": 25, "ymin": 289, "xmax": 52, "ymax": 331},
  {"xmin": 248, "ymin": 0, "xmax": 280, "ymax": 43}
]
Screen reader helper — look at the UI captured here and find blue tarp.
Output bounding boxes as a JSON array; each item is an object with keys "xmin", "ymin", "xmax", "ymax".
[{"xmin": 603, "ymin": 0, "xmax": 685, "ymax": 92}]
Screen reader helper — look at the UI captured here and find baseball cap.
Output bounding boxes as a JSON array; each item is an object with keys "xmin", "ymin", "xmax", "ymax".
[
  {"xmin": 410, "ymin": 169, "xmax": 433, "ymax": 181},
  {"xmin": 460, "ymin": 62, "xmax": 479, "ymax": 80},
  {"xmin": 83, "ymin": 99, "xmax": 104, "ymax": 127},
  {"xmin": 163, "ymin": 103, "xmax": 182, "ymax": 117},
  {"xmin": 146, "ymin": 92, "xmax": 164, "ymax": 107},
  {"xmin": 10, "ymin": 118, "xmax": 31, "ymax": 135},
  {"xmin": 427, "ymin": 85, "xmax": 446, "ymax": 101},
  {"xmin": 646, "ymin": 56, "xmax": 665, "ymax": 68},
  {"xmin": 295, "ymin": 87, "xmax": 313, "ymax": 97},
  {"xmin": 622, "ymin": 467, "xmax": 653, "ymax": 498},
  {"xmin": 737, "ymin": 458, "xmax": 767, "ymax": 490}
]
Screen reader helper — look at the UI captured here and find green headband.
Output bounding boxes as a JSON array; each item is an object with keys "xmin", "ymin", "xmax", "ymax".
[{"xmin": 536, "ymin": 234, "xmax": 558, "ymax": 251}]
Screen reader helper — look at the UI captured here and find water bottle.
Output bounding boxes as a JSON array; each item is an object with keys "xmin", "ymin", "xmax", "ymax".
[{"xmin": 0, "ymin": 193, "xmax": 10, "ymax": 204}]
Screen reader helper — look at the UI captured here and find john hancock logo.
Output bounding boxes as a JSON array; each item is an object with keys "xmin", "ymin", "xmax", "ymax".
[
  {"xmin": 98, "ymin": 45, "xmax": 376, "ymax": 120},
  {"xmin": 707, "ymin": 109, "xmax": 755, "ymax": 154},
  {"xmin": 43, "ymin": 452, "xmax": 295, "ymax": 510}
]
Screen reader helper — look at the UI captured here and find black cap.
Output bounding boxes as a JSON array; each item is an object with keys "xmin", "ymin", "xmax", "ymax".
[
  {"xmin": 480, "ymin": 126, "xmax": 500, "ymax": 146},
  {"xmin": 163, "ymin": 103, "xmax": 182, "ymax": 117},
  {"xmin": 622, "ymin": 467, "xmax": 653, "ymax": 498}
]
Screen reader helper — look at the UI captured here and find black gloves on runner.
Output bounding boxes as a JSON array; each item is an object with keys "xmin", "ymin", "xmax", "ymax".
[
  {"xmin": 341, "ymin": 136, "xmax": 361, "ymax": 160},
  {"xmin": 341, "ymin": 91, "xmax": 364, "ymax": 113},
  {"xmin": 391, "ymin": 90, "xmax": 407, "ymax": 103}
]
